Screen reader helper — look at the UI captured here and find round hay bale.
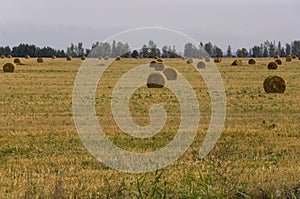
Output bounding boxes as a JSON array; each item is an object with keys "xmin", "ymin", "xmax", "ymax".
[
  {"xmin": 187, "ymin": 58, "xmax": 193, "ymax": 64},
  {"xmin": 274, "ymin": 55, "xmax": 280, "ymax": 59},
  {"xmin": 51, "ymin": 55, "xmax": 56, "ymax": 59},
  {"xmin": 263, "ymin": 75, "xmax": 286, "ymax": 93},
  {"xmin": 204, "ymin": 57, "xmax": 211, "ymax": 62},
  {"xmin": 248, "ymin": 58, "xmax": 256, "ymax": 65},
  {"xmin": 3, "ymin": 63, "xmax": 16, "ymax": 73},
  {"xmin": 0, "ymin": 55, "xmax": 5, "ymax": 59},
  {"xmin": 147, "ymin": 72, "xmax": 166, "ymax": 88},
  {"xmin": 14, "ymin": 58, "xmax": 21, "ymax": 64},
  {"xmin": 286, "ymin": 56, "xmax": 292, "ymax": 62},
  {"xmin": 214, "ymin": 58, "xmax": 222, "ymax": 63},
  {"xmin": 104, "ymin": 56, "xmax": 109, "ymax": 60},
  {"xmin": 67, "ymin": 56, "xmax": 72, "ymax": 61},
  {"xmin": 292, "ymin": 55, "xmax": 297, "ymax": 59},
  {"xmin": 197, "ymin": 61, "xmax": 206, "ymax": 68},
  {"xmin": 37, "ymin": 57, "xmax": 44, "ymax": 63},
  {"xmin": 81, "ymin": 56, "xmax": 86, "ymax": 60},
  {"xmin": 25, "ymin": 55, "xmax": 30, "ymax": 59},
  {"xmin": 267, "ymin": 62, "xmax": 278, "ymax": 70},
  {"xmin": 163, "ymin": 67, "xmax": 178, "ymax": 80},
  {"xmin": 7, "ymin": 55, "xmax": 12, "ymax": 58},
  {"xmin": 149, "ymin": 60, "xmax": 157, "ymax": 67},
  {"xmin": 154, "ymin": 56, "xmax": 159, "ymax": 59},
  {"xmin": 154, "ymin": 63, "xmax": 165, "ymax": 71},
  {"xmin": 115, "ymin": 56, "xmax": 122, "ymax": 61},
  {"xmin": 231, "ymin": 59, "xmax": 242, "ymax": 66},
  {"xmin": 156, "ymin": 58, "xmax": 163, "ymax": 63},
  {"xmin": 275, "ymin": 59, "xmax": 282, "ymax": 65}
]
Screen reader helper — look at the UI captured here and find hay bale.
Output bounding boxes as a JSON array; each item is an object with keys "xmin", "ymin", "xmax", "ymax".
[
  {"xmin": 292, "ymin": 55, "xmax": 297, "ymax": 59},
  {"xmin": 154, "ymin": 56, "xmax": 159, "ymax": 59},
  {"xmin": 197, "ymin": 61, "xmax": 206, "ymax": 68},
  {"xmin": 267, "ymin": 62, "xmax": 278, "ymax": 70},
  {"xmin": 0, "ymin": 55, "xmax": 5, "ymax": 59},
  {"xmin": 104, "ymin": 56, "xmax": 109, "ymax": 60},
  {"xmin": 156, "ymin": 58, "xmax": 163, "ymax": 63},
  {"xmin": 7, "ymin": 55, "xmax": 12, "ymax": 58},
  {"xmin": 147, "ymin": 72, "xmax": 166, "ymax": 88},
  {"xmin": 275, "ymin": 59, "xmax": 282, "ymax": 65},
  {"xmin": 52, "ymin": 55, "xmax": 56, "ymax": 59},
  {"xmin": 214, "ymin": 58, "xmax": 222, "ymax": 63},
  {"xmin": 286, "ymin": 56, "xmax": 292, "ymax": 62},
  {"xmin": 204, "ymin": 57, "xmax": 211, "ymax": 62},
  {"xmin": 3, "ymin": 63, "xmax": 16, "ymax": 73},
  {"xmin": 154, "ymin": 62, "xmax": 165, "ymax": 71},
  {"xmin": 37, "ymin": 58, "xmax": 44, "ymax": 63},
  {"xmin": 248, "ymin": 58, "xmax": 256, "ymax": 65},
  {"xmin": 115, "ymin": 56, "xmax": 122, "ymax": 61},
  {"xmin": 187, "ymin": 58, "xmax": 193, "ymax": 64},
  {"xmin": 25, "ymin": 55, "xmax": 30, "ymax": 59},
  {"xmin": 231, "ymin": 59, "xmax": 242, "ymax": 66},
  {"xmin": 149, "ymin": 60, "xmax": 157, "ymax": 67},
  {"xmin": 14, "ymin": 58, "xmax": 21, "ymax": 64},
  {"xmin": 263, "ymin": 75, "xmax": 286, "ymax": 93},
  {"xmin": 81, "ymin": 56, "xmax": 86, "ymax": 60},
  {"xmin": 163, "ymin": 67, "xmax": 178, "ymax": 80},
  {"xmin": 67, "ymin": 56, "xmax": 72, "ymax": 61},
  {"xmin": 274, "ymin": 55, "xmax": 280, "ymax": 59}
]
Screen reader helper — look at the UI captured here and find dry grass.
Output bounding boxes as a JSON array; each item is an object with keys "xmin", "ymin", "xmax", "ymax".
[{"xmin": 0, "ymin": 57, "xmax": 299, "ymax": 198}]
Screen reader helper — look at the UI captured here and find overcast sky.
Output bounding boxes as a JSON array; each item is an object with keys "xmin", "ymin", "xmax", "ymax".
[{"xmin": 0, "ymin": 0, "xmax": 299, "ymax": 51}]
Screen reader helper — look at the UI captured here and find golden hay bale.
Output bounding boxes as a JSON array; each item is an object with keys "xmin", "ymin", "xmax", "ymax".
[
  {"xmin": 51, "ymin": 55, "xmax": 56, "ymax": 59},
  {"xmin": 231, "ymin": 59, "xmax": 242, "ymax": 66},
  {"xmin": 274, "ymin": 55, "xmax": 280, "ymax": 59},
  {"xmin": 214, "ymin": 58, "xmax": 222, "ymax": 63},
  {"xmin": 286, "ymin": 56, "xmax": 292, "ymax": 62},
  {"xmin": 156, "ymin": 58, "xmax": 163, "ymax": 63},
  {"xmin": 81, "ymin": 56, "xmax": 86, "ymax": 60},
  {"xmin": 7, "ymin": 55, "xmax": 12, "ymax": 58},
  {"xmin": 187, "ymin": 58, "xmax": 193, "ymax": 64},
  {"xmin": 267, "ymin": 62, "xmax": 278, "ymax": 70},
  {"xmin": 67, "ymin": 56, "xmax": 72, "ymax": 61},
  {"xmin": 263, "ymin": 75, "xmax": 286, "ymax": 93},
  {"xmin": 37, "ymin": 58, "xmax": 44, "ymax": 63},
  {"xmin": 14, "ymin": 58, "xmax": 21, "ymax": 64},
  {"xmin": 99, "ymin": 56, "xmax": 103, "ymax": 60},
  {"xmin": 292, "ymin": 55, "xmax": 297, "ymax": 59},
  {"xmin": 275, "ymin": 59, "xmax": 282, "ymax": 65},
  {"xmin": 115, "ymin": 56, "xmax": 122, "ymax": 60},
  {"xmin": 204, "ymin": 57, "xmax": 211, "ymax": 62},
  {"xmin": 104, "ymin": 56, "xmax": 109, "ymax": 60},
  {"xmin": 197, "ymin": 61, "xmax": 206, "ymax": 68},
  {"xmin": 3, "ymin": 63, "xmax": 16, "ymax": 73},
  {"xmin": 248, "ymin": 58, "xmax": 256, "ymax": 65},
  {"xmin": 163, "ymin": 67, "xmax": 178, "ymax": 80},
  {"xmin": 149, "ymin": 60, "xmax": 157, "ymax": 67},
  {"xmin": 25, "ymin": 55, "xmax": 30, "ymax": 59},
  {"xmin": 154, "ymin": 62, "xmax": 165, "ymax": 71},
  {"xmin": 154, "ymin": 56, "xmax": 159, "ymax": 59},
  {"xmin": 0, "ymin": 55, "xmax": 5, "ymax": 59},
  {"xmin": 147, "ymin": 72, "xmax": 166, "ymax": 88}
]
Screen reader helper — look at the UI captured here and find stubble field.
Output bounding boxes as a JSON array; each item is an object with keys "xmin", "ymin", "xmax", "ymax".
[{"xmin": 0, "ymin": 57, "xmax": 299, "ymax": 198}]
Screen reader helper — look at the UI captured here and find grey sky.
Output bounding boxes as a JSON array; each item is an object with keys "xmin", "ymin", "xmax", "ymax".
[{"xmin": 0, "ymin": 0, "xmax": 299, "ymax": 51}]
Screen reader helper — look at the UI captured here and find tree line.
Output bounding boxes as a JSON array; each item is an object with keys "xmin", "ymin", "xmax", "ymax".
[{"xmin": 0, "ymin": 40, "xmax": 299, "ymax": 58}]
